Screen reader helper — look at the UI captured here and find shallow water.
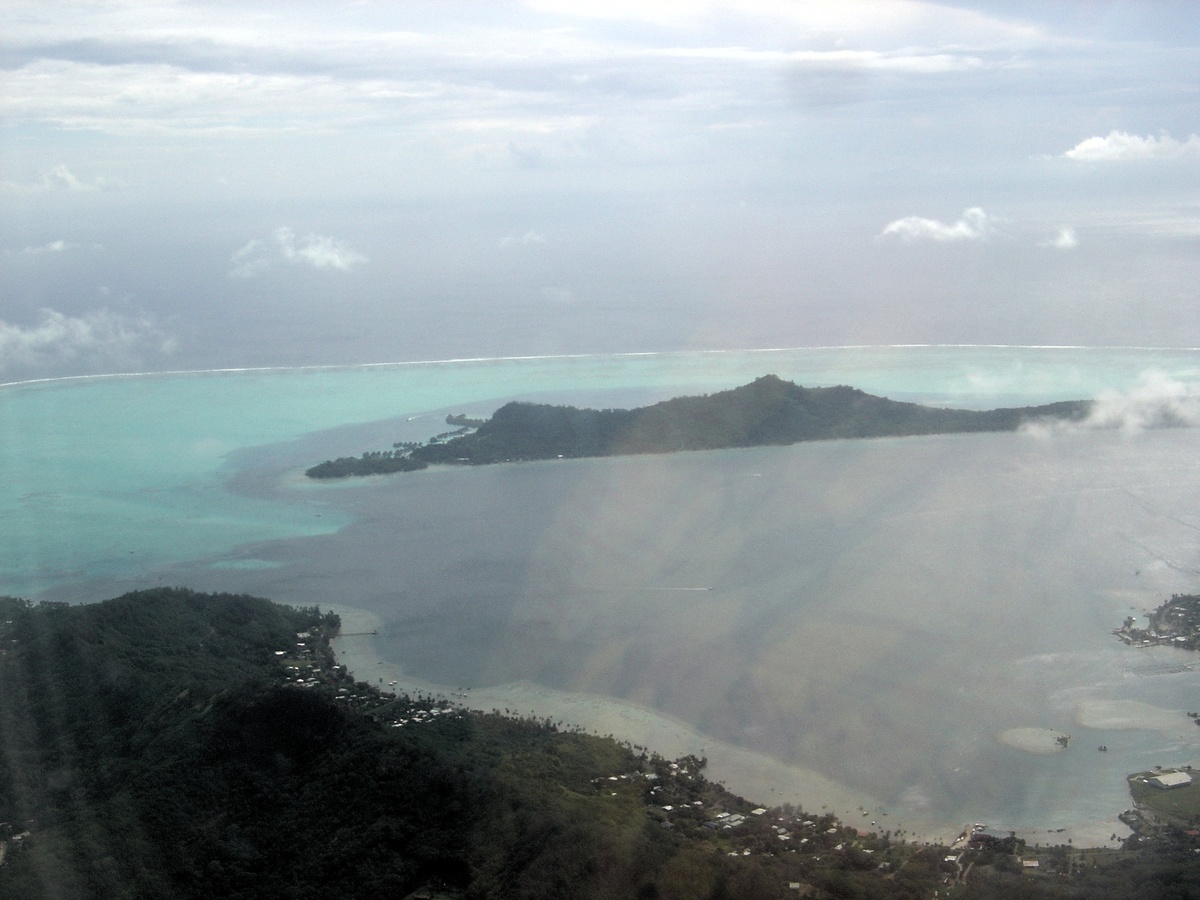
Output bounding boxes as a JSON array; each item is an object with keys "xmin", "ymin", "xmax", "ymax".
[
  {"xmin": 154, "ymin": 428, "xmax": 1200, "ymax": 838},
  {"xmin": 7, "ymin": 345, "xmax": 1200, "ymax": 840},
  {"xmin": 6, "ymin": 343, "xmax": 1198, "ymax": 598}
]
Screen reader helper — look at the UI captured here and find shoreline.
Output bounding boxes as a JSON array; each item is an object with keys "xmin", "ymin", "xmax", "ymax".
[
  {"xmin": 326, "ymin": 604, "xmax": 945, "ymax": 841},
  {"xmin": 328, "ymin": 602, "xmax": 1132, "ymax": 848}
]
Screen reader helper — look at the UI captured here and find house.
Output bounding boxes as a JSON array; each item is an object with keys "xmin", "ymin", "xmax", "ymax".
[{"xmin": 1149, "ymin": 771, "xmax": 1193, "ymax": 789}]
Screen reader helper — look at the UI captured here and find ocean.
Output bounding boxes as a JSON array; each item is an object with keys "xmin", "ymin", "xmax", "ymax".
[{"xmin": 5, "ymin": 344, "xmax": 1200, "ymax": 842}]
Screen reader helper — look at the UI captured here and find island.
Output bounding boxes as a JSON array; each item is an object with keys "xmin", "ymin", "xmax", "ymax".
[
  {"xmin": 1114, "ymin": 593, "xmax": 1200, "ymax": 650},
  {"xmin": 307, "ymin": 373, "xmax": 1091, "ymax": 478}
]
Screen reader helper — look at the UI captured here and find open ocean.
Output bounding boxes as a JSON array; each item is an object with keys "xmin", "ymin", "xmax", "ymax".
[{"xmin": 6, "ymin": 344, "xmax": 1200, "ymax": 841}]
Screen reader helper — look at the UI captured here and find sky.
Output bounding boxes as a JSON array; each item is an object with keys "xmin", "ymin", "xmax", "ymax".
[{"xmin": 1, "ymin": 0, "xmax": 1198, "ymax": 381}]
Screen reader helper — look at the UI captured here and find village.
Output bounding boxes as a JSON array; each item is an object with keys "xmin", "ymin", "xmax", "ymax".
[
  {"xmin": 269, "ymin": 628, "xmax": 962, "ymax": 894},
  {"xmin": 272, "ymin": 626, "xmax": 1127, "ymax": 893},
  {"xmin": 1114, "ymin": 593, "xmax": 1200, "ymax": 651},
  {"xmin": 273, "ymin": 619, "xmax": 1200, "ymax": 891},
  {"xmin": 273, "ymin": 627, "xmax": 466, "ymax": 729}
]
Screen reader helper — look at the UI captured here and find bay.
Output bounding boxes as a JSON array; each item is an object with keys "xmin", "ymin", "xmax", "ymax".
[{"xmin": 6, "ymin": 344, "xmax": 1200, "ymax": 843}]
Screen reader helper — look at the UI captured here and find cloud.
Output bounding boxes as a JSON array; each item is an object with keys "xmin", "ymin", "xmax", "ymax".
[
  {"xmin": 1039, "ymin": 227, "xmax": 1077, "ymax": 250},
  {"xmin": 23, "ymin": 239, "xmax": 68, "ymax": 254},
  {"xmin": 0, "ymin": 0, "xmax": 1050, "ymax": 144},
  {"xmin": 1, "ymin": 240, "xmax": 70, "ymax": 257},
  {"xmin": 660, "ymin": 46, "xmax": 987, "ymax": 75},
  {"xmin": 0, "ymin": 164, "xmax": 109, "ymax": 193},
  {"xmin": 228, "ymin": 239, "xmax": 271, "ymax": 279},
  {"xmin": 229, "ymin": 227, "xmax": 367, "ymax": 278},
  {"xmin": 276, "ymin": 228, "xmax": 367, "ymax": 270},
  {"xmin": 1023, "ymin": 372, "xmax": 1200, "ymax": 438},
  {"xmin": 0, "ymin": 308, "xmax": 175, "ymax": 376},
  {"xmin": 499, "ymin": 230, "xmax": 547, "ymax": 247},
  {"xmin": 526, "ymin": 0, "xmax": 1048, "ymax": 46},
  {"xmin": 878, "ymin": 207, "xmax": 998, "ymax": 243},
  {"xmin": 1062, "ymin": 131, "xmax": 1200, "ymax": 162},
  {"xmin": 1085, "ymin": 373, "xmax": 1200, "ymax": 433}
]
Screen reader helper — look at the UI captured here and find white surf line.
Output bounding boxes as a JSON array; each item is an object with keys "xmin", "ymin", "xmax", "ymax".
[
  {"xmin": 578, "ymin": 585, "xmax": 712, "ymax": 592},
  {"xmin": 6, "ymin": 344, "xmax": 1200, "ymax": 390}
]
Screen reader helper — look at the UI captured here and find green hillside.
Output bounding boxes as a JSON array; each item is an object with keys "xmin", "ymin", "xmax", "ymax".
[
  {"xmin": 0, "ymin": 589, "xmax": 928, "ymax": 899},
  {"xmin": 307, "ymin": 375, "xmax": 1090, "ymax": 477},
  {"xmin": 0, "ymin": 588, "xmax": 1194, "ymax": 899}
]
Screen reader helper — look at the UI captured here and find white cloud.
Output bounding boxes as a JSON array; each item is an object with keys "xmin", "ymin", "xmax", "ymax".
[
  {"xmin": 0, "ymin": 308, "xmax": 174, "ymax": 376},
  {"xmin": 1023, "ymin": 372, "xmax": 1200, "ymax": 439},
  {"xmin": 659, "ymin": 46, "xmax": 986, "ymax": 74},
  {"xmin": 2, "ymin": 240, "xmax": 70, "ymax": 257},
  {"xmin": 229, "ymin": 239, "xmax": 270, "ymax": 278},
  {"xmin": 525, "ymin": 0, "xmax": 1047, "ymax": 45},
  {"xmin": 499, "ymin": 230, "xmax": 547, "ymax": 247},
  {"xmin": 23, "ymin": 240, "xmax": 68, "ymax": 254},
  {"xmin": 1062, "ymin": 131, "xmax": 1200, "ymax": 162},
  {"xmin": 0, "ymin": 164, "xmax": 108, "ymax": 193},
  {"xmin": 1085, "ymin": 373, "xmax": 1200, "ymax": 434},
  {"xmin": 878, "ymin": 207, "xmax": 998, "ymax": 243},
  {"xmin": 277, "ymin": 228, "xmax": 368, "ymax": 271},
  {"xmin": 229, "ymin": 227, "xmax": 367, "ymax": 278},
  {"xmin": 0, "ymin": 0, "xmax": 1047, "ymax": 142},
  {"xmin": 1039, "ymin": 227, "xmax": 1077, "ymax": 250}
]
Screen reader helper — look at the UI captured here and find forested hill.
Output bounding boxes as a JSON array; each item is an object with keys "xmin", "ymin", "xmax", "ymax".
[
  {"xmin": 0, "ymin": 589, "xmax": 919, "ymax": 899},
  {"xmin": 0, "ymin": 588, "xmax": 1194, "ymax": 898},
  {"xmin": 307, "ymin": 374, "xmax": 1090, "ymax": 477}
]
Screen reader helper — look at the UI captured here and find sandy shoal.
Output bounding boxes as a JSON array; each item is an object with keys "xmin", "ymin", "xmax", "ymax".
[
  {"xmin": 998, "ymin": 727, "xmax": 1071, "ymax": 754},
  {"xmin": 1076, "ymin": 699, "xmax": 1189, "ymax": 733}
]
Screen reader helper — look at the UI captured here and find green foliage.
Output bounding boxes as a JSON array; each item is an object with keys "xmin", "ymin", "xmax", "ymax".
[
  {"xmin": 305, "ymin": 452, "xmax": 428, "ymax": 478},
  {"xmin": 309, "ymin": 374, "xmax": 1091, "ymax": 477},
  {"xmin": 1129, "ymin": 774, "xmax": 1200, "ymax": 823},
  {"xmin": 0, "ymin": 588, "xmax": 1191, "ymax": 899},
  {"xmin": 412, "ymin": 374, "xmax": 1089, "ymax": 466},
  {"xmin": 446, "ymin": 414, "xmax": 487, "ymax": 428}
]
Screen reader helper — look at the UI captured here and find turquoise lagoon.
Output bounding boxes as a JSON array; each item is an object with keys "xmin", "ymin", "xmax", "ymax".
[
  {"xmin": 7, "ymin": 345, "xmax": 1200, "ymax": 842},
  {"xmin": 3, "ymin": 344, "xmax": 1199, "ymax": 599}
]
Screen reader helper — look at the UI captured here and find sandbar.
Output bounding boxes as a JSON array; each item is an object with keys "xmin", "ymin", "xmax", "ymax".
[
  {"xmin": 1076, "ymin": 699, "xmax": 1190, "ymax": 734},
  {"xmin": 998, "ymin": 727, "xmax": 1071, "ymax": 754}
]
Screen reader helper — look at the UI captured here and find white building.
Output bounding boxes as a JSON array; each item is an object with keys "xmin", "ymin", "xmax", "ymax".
[{"xmin": 1149, "ymin": 771, "xmax": 1193, "ymax": 789}]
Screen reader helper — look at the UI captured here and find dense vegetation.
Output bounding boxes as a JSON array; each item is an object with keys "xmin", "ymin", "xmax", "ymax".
[
  {"xmin": 1, "ymin": 588, "xmax": 1198, "ymax": 898},
  {"xmin": 307, "ymin": 374, "xmax": 1090, "ymax": 477},
  {"xmin": 0, "ymin": 588, "xmax": 924, "ymax": 899},
  {"xmin": 304, "ymin": 451, "xmax": 428, "ymax": 478}
]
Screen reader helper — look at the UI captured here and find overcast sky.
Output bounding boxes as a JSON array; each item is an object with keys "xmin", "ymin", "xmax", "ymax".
[{"xmin": 1, "ymin": 1, "xmax": 1198, "ymax": 380}]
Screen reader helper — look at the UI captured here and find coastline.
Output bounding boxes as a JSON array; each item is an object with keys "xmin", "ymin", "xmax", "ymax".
[
  {"xmin": 328, "ymin": 602, "xmax": 962, "ymax": 847},
  {"xmin": 327, "ymin": 602, "xmax": 1136, "ymax": 848},
  {"xmin": 10, "ymin": 347, "xmax": 1200, "ymax": 860}
]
